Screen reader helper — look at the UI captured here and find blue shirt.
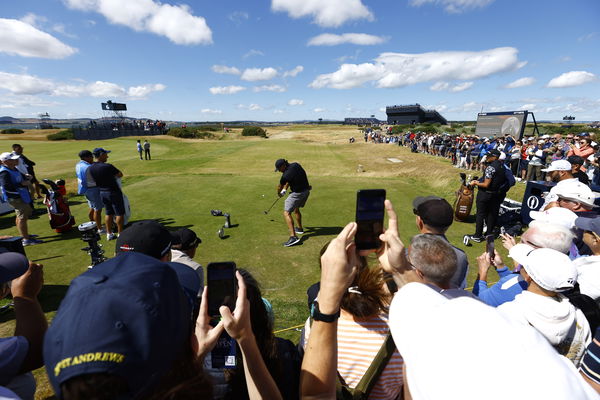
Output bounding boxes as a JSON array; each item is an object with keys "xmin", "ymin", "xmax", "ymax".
[
  {"xmin": 472, "ymin": 266, "xmax": 528, "ymax": 307},
  {"xmin": 0, "ymin": 166, "xmax": 31, "ymax": 204},
  {"xmin": 75, "ymin": 160, "xmax": 91, "ymax": 195}
]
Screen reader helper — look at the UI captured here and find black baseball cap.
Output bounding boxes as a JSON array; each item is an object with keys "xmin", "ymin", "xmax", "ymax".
[
  {"xmin": 116, "ymin": 220, "xmax": 172, "ymax": 259},
  {"xmin": 78, "ymin": 150, "xmax": 93, "ymax": 159},
  {"xmin": 487, "ymin": 149, "xmax": 501, "ymax": 158},
  {"xmin": 274, "ymin": 159, "xmax": 287, "ymax": 171},
  {"xmin": 412, "ymin": 196, "xmax": 454, "ymax": 229},
  {"xmin": 567, "ymin": 155, "xmax": 584, "ymax": 166},
  {"xmin": 170, "ymin": 228, "xmax": 201, "ymax": 250}
]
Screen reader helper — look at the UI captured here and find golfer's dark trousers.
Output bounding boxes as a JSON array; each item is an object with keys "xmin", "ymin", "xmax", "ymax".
[{"xmin": 474, "ymin": 190, "xmax": 505, "ymax": 237}]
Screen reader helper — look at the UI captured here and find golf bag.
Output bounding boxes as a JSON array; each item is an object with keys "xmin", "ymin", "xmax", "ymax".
[
  {"xmin": 454, "ymin": 173, "xmax": 476, "ymax": 222},
  {"xmin": 42, "ymin": 179, "xmax": 75, "ymax": 233}
]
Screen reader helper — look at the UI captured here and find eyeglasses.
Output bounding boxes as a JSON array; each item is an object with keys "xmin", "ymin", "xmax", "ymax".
[{"xmin": 580, "ymin": 141, "xmax": 587, "ymax": 144}]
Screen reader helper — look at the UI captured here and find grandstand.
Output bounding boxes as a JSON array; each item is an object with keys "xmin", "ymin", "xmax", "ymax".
[{"xmin": 386, "ymin": 104, "xmax": 447, "ymax": 125}]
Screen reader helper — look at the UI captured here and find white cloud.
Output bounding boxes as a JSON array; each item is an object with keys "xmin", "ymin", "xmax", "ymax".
[
  {"xmin": 559, "ymin": 56, "xmax": 571, "ymax": 63},
  {"xmin": 288, "ymin": 99, "xmax": 304, "ymax": 106},
  {"xmin": 504, "ymin": 77, "xmax": 536, "ymax": 89},
  {"xmin": 271, "ymin": 0, "xmax": 373, "ymax": 27},
  {"xmin": 410, "ymin": 0, "xmax": 495, "ymax": 13},
  {"xmin": 253, "ymin": 84, "xmax": 286, "ymax": 92},
  {"xmin": 209, "ymin": 85, "xmax": 246, "ymax": 95},
  {"xmin": 0, "ymin": 18, "xmax": 77, "ymax": 59},
  {"xmin": 241, "ymin": 67, "xmax": 278, "ymax": 81},
  {"xmin": 546, "ymin": 71, "xmax": 597, "ymax": 88},
  {"xmin": 228, "ymin": 11, "xmax": 249, "ymax": 24},
  {"xmin": 211, "ymin": 65, "xmax": 241, "ymax": 75},
  {"xmin": 578, "ymin": 32, "xmax": 598, "ymax": 42},
  {"xmin": 243, "ymin": 49, "xmax": 264, "ymax": 58},
  {"xmin": 310, "ymin": 47, "xmax": 523, "ymax": 89},
  {"xmin": 283, "ymin": 66, "xmax": 304, "ymax": 78},
  {"xmin": 0, "ymin": 71, "xmax": 165, "ymax": 99},
  {"xmin": 308, "ymin": 33, "xmax": 387, "ymax": 46},
  {"xmin": 520, "ymin": 104, "xmax": 536, "ymax": 111},
  {"xmin": 0, "ymin": 72, "xmax": 55, "ymax": 94},
  {"xmin": 249, "ymin": 103, "xmax": 262, "ymax": 111},
  {"xmin": 63, "ymin": 0, "xmax": 212, "ymax": 45},
  {"xmin": 429, "ymin": 82, "xmax": 449, "ymax": 91},
  {"xmin": 313, "ymin": 107, "xmax": 325, "ymax": 113},
  {"xmin": 273, "ymin": 109, "xmax": 284, "ymax": 114},
  {"xmin": 201, "ymin": 108, "xmax": 222, "ymax": 114},
  {"xmin": 450, "ymin": 81, "xmax": 473, "ymax": 92},
  {"xmin": 20, "ymin": 13, "xmax": 47, "ymax": 27},
  {"xmin": 127, "ymin": 83, "xmax": 166, "ymax": 98}
]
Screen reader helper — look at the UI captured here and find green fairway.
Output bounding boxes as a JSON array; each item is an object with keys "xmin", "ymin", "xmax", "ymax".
[{"xmin": 0, "ymin": 129, "xmax": 525, "ymax": 399}]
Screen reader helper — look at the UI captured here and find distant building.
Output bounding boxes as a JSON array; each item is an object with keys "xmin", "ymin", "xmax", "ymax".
[
  {"xmin": 386, "ymin": 104, "xmax": 447, "ymax": 125},
  {"xmin": 344, "ymin": 117, "xmax": 381, "ymax": 125}
]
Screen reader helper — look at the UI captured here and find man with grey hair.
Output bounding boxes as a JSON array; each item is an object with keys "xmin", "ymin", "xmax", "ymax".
[
  {"xmin": 405, "ymin": 234, "xmax": 477, "ymax": 299},
  {"xmin": 473, "ymin": 222, "xmax": 576, "ymax": 307}
]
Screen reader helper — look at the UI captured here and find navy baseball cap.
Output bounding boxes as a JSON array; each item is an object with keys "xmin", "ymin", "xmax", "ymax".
[
  {"xmin": 116, "ymin": 220, "xmax": 172, "ymax": 259},
  {"xmin": 170, "ymin": 228, "xmax": 201, "ymax": 251},
  {"xmin": 412, "ymin": 196, "xmax": 454, "ymax": 229},
  {"xmin": 274, "ymin": 158, "xmax": 287, "ymax": 171},
  {"xmin": 0, "ymin": 252, "xmax": 28, "ymax": 283},
  {"xmin": 44, "ymin": 252, "xmax": 193, "ymax": 398},
  {"xmin": 92, "ymin": 147, "xmax": 111, "ymax": 156},
  {"xmin": 78, "ymin": 150, "xmax": 93, "ymax": 159},
  {"xmin": 575, "ymin": 216, "xmax": 600, "ymax": 236},
  {"xmin": 487, "ymin": 149, "xmax": 501, "ymax": 157}
]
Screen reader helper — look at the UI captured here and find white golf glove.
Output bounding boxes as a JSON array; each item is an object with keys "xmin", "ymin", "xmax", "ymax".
[{"xmin": 279, "ymin": 189, "xmax": 286, "ymax": 197}]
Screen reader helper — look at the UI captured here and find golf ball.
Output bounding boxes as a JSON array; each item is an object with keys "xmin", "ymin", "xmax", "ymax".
[{"xmin": 262, "ymin": 194, "xmax": 265, "ymax": 197}]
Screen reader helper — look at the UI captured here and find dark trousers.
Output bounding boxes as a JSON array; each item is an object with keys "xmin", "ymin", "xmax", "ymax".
[
  {"xmin": 474, "ymin": 191, "xmax": 505, "ymax": 237},
  {"xmin": 144, "ymin": 149, "xmax": 151, "ymax": 160}
]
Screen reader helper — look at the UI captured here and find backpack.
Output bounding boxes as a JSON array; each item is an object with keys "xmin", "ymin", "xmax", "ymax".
[{"xmin": 335, "ymin": 334, "xmax": 396, "ymax": 400}]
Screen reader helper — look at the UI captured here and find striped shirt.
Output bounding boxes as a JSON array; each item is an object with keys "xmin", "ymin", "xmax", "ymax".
[{"xmin": 303, "ymin": 311, "xmax": 403, "ymax": 400}]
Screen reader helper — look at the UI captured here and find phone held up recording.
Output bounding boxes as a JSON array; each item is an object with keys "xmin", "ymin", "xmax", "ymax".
[
  {"xmin": 355, "ymin": 189, "xmax": 386, "ymax": 250},
  {"xmin": 207, "ymin": 262, "xmax": 238, "ymax": 368}
]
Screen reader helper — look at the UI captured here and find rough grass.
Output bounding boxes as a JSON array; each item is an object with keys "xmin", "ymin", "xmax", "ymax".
[{"xmin": 0, "ymin": 128, "xmax": 525, "ymax": 399}]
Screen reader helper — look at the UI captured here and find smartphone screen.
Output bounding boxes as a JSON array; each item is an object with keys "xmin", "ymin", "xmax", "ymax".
[
  {"xmin": 485, "ymin": 235, "xmax": 495, "ymax": 260},
  {"xmin": 355, "ymin": 189, "xmax": 386, "ymax": 250},
  {"xmin": 207, "ymin": 262, "xmax": 237, "ymax": 319}
]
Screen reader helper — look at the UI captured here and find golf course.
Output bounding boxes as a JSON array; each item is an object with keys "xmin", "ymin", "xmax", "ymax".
[{"xmin": 0, "ymin": 125, "xmax": 525, "ymax": 398}]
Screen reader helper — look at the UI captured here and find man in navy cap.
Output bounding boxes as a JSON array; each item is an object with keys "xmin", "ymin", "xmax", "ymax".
[
  {"xmin": 88, "ymin": 148, "xmax": 124, "ymax": 240},
  {"xmin": 0, "ymin": 252, "xmax": 46, "ymax": 398},
  {"xmin": 468, "ymin": 149, "xmax": 507, "ymax": 242}
]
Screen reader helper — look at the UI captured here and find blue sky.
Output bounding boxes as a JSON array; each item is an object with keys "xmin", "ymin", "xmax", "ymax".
[{"xmin": 1, "ymin": 0, "xmax": 599, "ymax": 122}]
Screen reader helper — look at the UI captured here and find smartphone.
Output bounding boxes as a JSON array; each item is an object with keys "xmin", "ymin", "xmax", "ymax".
[
  {"xmin": 355, "ymin": 189, "xmax": 386, "ymax": 250},
  {"xmin": 485, "ymin": 235, "xmax": 495, "ymax": 260},
  {"xmin": 207, "ymin": 262, "xmax": 237, "ymax": 320}
]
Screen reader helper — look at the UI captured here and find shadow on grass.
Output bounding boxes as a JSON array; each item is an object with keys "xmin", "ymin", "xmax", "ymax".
[
  {"xmin": 0, "ymin": 284, "xmax": 69, "ymax": 323},
  {"xmin": 34, "ymin": 229, "xmax": 81, "ymax": 244},
  {"xmin": 301, "ymin": 226, "xmax": 343, "ymax": 238},
  {"xmin": 126, "ymin": 218, "xmax": 194, "ymax": 231}
]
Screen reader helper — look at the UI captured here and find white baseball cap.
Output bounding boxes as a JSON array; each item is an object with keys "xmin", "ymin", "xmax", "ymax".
[
  {"xmin": 509, "ymin": 244, "xmax": 577, "ymax": 292},
  {"xmin": 0, "ymin": 152, "xmax": 19, "ymax": 162},
  {"xmin": 554, "ymin": 181, "xmax": 596, "ymax": 207},
  {"xmin": 541, "ymin": 159, "xmax": 571, "ymax": 172},
  {"xmin": 388, "ymin": 283, "xmax": 596, "ymax": 399},
  {"xmin": 529, "ymin": 207, "xmax": 578, "ymax": 229}
]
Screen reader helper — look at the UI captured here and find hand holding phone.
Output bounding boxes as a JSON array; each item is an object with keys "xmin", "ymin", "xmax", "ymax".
[
  {"xmin": 485, "ymin": 235, "xmax": 495, "ymax": 264},
  {"xmin": 207, "ymin": 262, "xmax": 237, "ymax": 320},
  {"xmin": 355, "ymin": 189, "xmax": 386, "ymax": 250}
]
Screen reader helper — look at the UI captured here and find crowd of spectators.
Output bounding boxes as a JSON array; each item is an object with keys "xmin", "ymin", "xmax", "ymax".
[
  {"xmin": 4, "ymin": 132, "xmax": 600, "ymax": 399},
  {"xmin": 2, "ymin": 190, "xmax": 600, "ymax": 399}
]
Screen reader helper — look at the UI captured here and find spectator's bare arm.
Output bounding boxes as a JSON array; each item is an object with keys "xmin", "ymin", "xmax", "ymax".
[
  {"xmin": 377, "ymin": 200, "xmax": 418, "ymax": 288},
  {"xmin": 192, "ymin": 286, "xmax": 224, "ymax": 360},
  {"xmin": 301, "ymin": 222, "xmax": 359, "ymax": 400},
  {"xmin": 12, "ymin": 262, "xmax": 47, "ymax": 373},
  {"xmin": 221, "ymin": 271, "xmax": 282, "ymax": 400}
]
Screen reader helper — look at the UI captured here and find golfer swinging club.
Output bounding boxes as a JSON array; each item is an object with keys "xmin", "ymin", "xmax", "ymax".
[{"xmin": 275, "ymin": 158, "xmax": 311, "ymax": 247}]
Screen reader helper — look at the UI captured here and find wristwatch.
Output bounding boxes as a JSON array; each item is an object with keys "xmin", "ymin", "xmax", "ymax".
[{"xmin": 311, "ymin": 301, "xmax": 340, "ymax": 323}]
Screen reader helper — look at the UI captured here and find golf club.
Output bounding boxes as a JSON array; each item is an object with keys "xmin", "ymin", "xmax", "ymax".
[{"xmin": 263, "ymin": 196, "xmax": 281, "ymax": 214}]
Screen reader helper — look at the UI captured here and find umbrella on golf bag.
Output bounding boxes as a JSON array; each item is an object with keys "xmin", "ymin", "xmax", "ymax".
[
  {"xmin": 41, "ymin": 179, "xmax": 75, "ymax": 233},
  {"xmin": 454, "ymin": 173, "xmax": 477, "ymax": 222}
]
